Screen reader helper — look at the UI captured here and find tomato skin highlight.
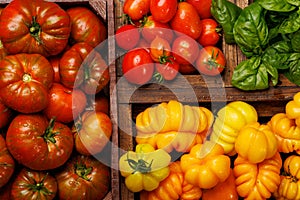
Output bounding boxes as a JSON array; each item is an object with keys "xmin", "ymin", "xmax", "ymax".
[
  {"xmin": 122, "ymin": 48, "xmax": 155, "ymax": 85},
  {"xmin": 123, "ymin": 0, "xmax": 151, "ymax": 21}
]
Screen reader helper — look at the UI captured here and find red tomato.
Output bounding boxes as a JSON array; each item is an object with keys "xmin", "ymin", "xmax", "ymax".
[
  {"xmin": 116, "ymin": 24, "xmax": 140, "ymax": 50},
  {"xmin": 150, "ymin": 0, "xmax": 178, "ymax": 23},
  {"xmin": 0, "ymin": 0, "xmax": 70, "ymax": 57},
  {"xmin": 172, "ymin": 35, "xmax": 200, "ymax": 65},
  {"xmin": 122, "ymin": 48, "xmax": 154, "ymax": 85},
  {"xmin": 11, "ymin": 168, "xmax": 57, "ymax": 200},
  {"xmin": 150, "ymin": 36, "xmax": 172, "ymax": 62},
  {"xmin": 123, "ymin": 0, "xmax": 150, "ymax": 21},
  {"xmin": 0, "ymin": 54, "xmax": 53, "ymax": 114},
  {"xmin": 141, "ymin": 16, "xmax": 174, "ymax": 43},
  {"xmin": 55, "ymin": 154, "xmax": 110, "ymax": 200},
  {"xmin": 186, "ymin": 0, "xmax": 212, "ymax": 19},
  {"xmin": 67, "ymin": 7, "xmax": 107, "ymax": 48},
  {"xmin": 59, "ymin": 42, "xmax": 110, "ymax": 94},
  {"xmin": 0, "ymin": 101, "xmax": 13, "ymax": 129},
  {"xmin": 73, "ymin": 111, "xmax": 112, "ymax": 155},
  {"xmin": 43, "ymin": 83, "xmax": 87, "ymax": 123},
  {"xmin": 49, "ymin": 56, "xmax": 61, "ymax": 83},
  {"xmin": 6, "ymin": 114, "xmax": 74, "ymax": 170},
  {"xmin": 198, "ymin": 19, "xmax": 221, "ymax": 47},
  {"xmin": 154, "ymin": 58, "xmax": 179, "ymax": 81},
  {"xmin": 170, "ymin": 2, "xmax": 202, "ymax": 40},
  {"xmin": 196, "ymin": 46, "xmax": 226, "ymax": 76},
  {"xmin": 0, "ymin": 134, "xmax": 15, "ymax": 188},
  {"xmin": 179, "ymin": 63, "xmax": 197, "ymax": 74}
]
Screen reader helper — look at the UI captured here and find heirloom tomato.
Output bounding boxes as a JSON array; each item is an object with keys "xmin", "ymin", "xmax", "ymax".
[
  {"xmin": 154, "ymin": 57, "xmax": 180, "ymax": 81},
  {"xmin": 150, "ymin": 36, "xmax": 172, "ymax": 62},
  {"xmin": 274, "ymin": 155, "xmax": 300, "ymax": 200},
  {"xmin": 48, "ymin": 56, "xmax": 61, "ymax": 83},
  {"xmin": 196, "ymin": 46, "xmax": 226, "ymax": 76},
  {"xmin": 116, "ymin": 24, "xmax": 140, "ymax": 50},
  {"xmin": 150, "ymin": 0, "xmax": 178, "ymax": 23},
  {"xmin": 0, "ymin": 0, "xmax": 70, "ymax": 57},
  {"xmin": 43, "ymin": 83, "xmax": 87, "ymax": 123},
  {"xmin": 0, "ymin": 134, "xmax": 15, "ymax": 188},
  {"xmin": 55, "ymin": 154, "xmax": 110, "ymax": 200},
  {"xmin": 172, "ymin": 35, "xmax": 200, "ymax": 65},
  {"xmin": 234, "ymin": 153, "xmax": 282, "ymax": 200},
  {"xmin": 140, "ymin": 161, "xmax": 203, "ymax": 200},
  {"xmin": 141, "ymin": 16, "xmax": 174, "ymax": 43},
  {"xmin": 286, "ymin": 91, "xmax": 300, "ymax": 127},
  {"xmin": 0, "ymin": 53, "xmax": 53, "ymax": 114},
  {"xmin": 202, "ymin": 169, "xmax": 238, "ymax": 200},
  {"xmin": 180, "ymin": 141, "xmax": 231, "ymax": 189},
  {"xmin": 11, "ymin": 168, "xmax": 57, "ymax": 200},
  {"xmin": 135, "ymin": 100, "xmax": 213, "ymax": 152},
  {"xmin": 119, "ymin": 144, "xmax": 171, "ymax": 192},
  {"xmin": 59, "ymin": 42, "xmax": 110, "ymax": 94},
  {"xmin": 123, "ymin": 0, "xmax": 150, "ymax": 21},
  {"xmin": 170, "ymin": 2, "xmax": 202, "ymax": 40},
  {"xmin": 268, "ymin": 113, "xmax": 300, "ymax": 154},
  {"xmin": 6, "ymin": 114, "xmax": 74, "ymax": 170},
  {"xmin": 122, "ymin": 48, "xmax": 154, "ymax": 85},
  {"xmin": 73, "ymin": 111, "xmax": 112, "ymax": 155},
  {"xmin": 235, "ymin": 122, "xmax": 278, "ymax": 163},
  {"xmin": 67, "ymin": 7, "xmax": 107, "ymax": 47},
  {"xmin": 198, "ymin": 19, "xmax": 221, "ymax": 47},
  {"xmin": 210, "ymin": 101, "xmax": 258, "ymax": 155},
  {"xmin": 0, "ymin": 101, "xmax": 13, "ymax": 129},
  {"xmin": 186, "ymin": 0, "xmax": 212, "ymax": 19}
]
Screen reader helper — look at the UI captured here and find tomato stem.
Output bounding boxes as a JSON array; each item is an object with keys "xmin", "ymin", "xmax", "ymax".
[
  {"xmin": 29, "ymin": 16, "xmax": 43, "ymax": 44},
  {"xmin": 125, "ymin": 153, "xmax": 153, "ymax": 174},
  {"xmin": 44, "ymin": 118, "xmax": 58, "ymax": 144},
  {"xmin": 22, "ymin": 74, "xmax": 32, "ymax": 83},
  {"xmin": 27, "ymin": 173, "xmax": 53, "ymax": 195},
  {"xmin": 75, "ymin": 163, "xmax": 92, "ymax": 181}
]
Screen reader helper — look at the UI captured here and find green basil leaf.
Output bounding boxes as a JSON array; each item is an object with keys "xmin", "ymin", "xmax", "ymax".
[
  {"xmin": 278, "ymin": 10, "xmax": 300, "ymax": 34},
  {"xmin": 233, "ymin": 2, "xmax": 269, "ymax": 57},
  {"xmin": 262, "ymin": 41, "xmax": 293, "ymax": 69},
  {"xmin": 291, "ymin": 30, "xmax": 300, "ymax": 52},
  {"xmin": 211, "ymin": 0, "xmax": 242, "ymax": 44},
  {"xmin": 231, "ymin": 56, "xmax": 270, "ymax": 90},
  {"xmin": 258, "ymin": 0, "xmax": 296, "ymax": 12},
  {"xmin": 265, "ymin": 62, "xmax": 279, "ymax": 86},
  {"xmin": 284, "ymin": 61, "xmax": 300, "ymax": 85},
  {"xmin": 286, "ymin": 0, "xmax": 300, "ymax": 6}
]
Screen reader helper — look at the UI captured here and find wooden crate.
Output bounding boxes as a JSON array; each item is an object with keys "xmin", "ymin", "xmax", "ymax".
[
  {"xmin": 0, "ymin": 0, "xmax": 119, "ymax": 200},
  {"xmin": 114, "ymin": 0, "xmax": 300, "ymax": 199}
]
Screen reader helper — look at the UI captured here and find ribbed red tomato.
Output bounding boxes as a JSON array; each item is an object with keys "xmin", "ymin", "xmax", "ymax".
[
  {"xmin": 55, "ymin": 154, "xmax": 110, "ymax": 200},
  {"xmin": 67, "ymin": 7, "xmax": 107, "ymax": 48},
  {"xmin": 0, "ymin": 54, "xmax": 54, "ymax": 113},
  {"xmin": 0, "ymin": 134, "xmax": 15, "ymax": 188},
  {"xmin": 0, "ymin": 0, "xmax": 70, "ymax": 57},
  {"xmin": 6, "ymin": 114, "xmax": 74, "ymax": 170}
]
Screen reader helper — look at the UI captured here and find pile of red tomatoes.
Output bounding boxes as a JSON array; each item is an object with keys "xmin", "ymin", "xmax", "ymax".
[{"xmin": 115, "ymin": 0, "xmax": 227, "ymax": 85}]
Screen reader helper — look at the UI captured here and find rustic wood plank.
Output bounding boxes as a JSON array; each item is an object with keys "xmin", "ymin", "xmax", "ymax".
[{"xmin": 118, "ymin": 104, "xmax": 135, "ymax": 200}]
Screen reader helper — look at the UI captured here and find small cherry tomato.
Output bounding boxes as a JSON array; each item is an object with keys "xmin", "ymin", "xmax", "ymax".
[
  {"xmin": 154, "ymin": 58, "xmax": 179, "ymax": 81},
  {"xmin": 196, "ymin": 46, "xmax": 226, "ymax": 76},
  {"xmin": 198, "ymin": 19, "xmax": 221, "ymax": 47},
  {"xmin": 150, "ymin": 36, "xmax": 171, "ymax": 62},
  {"xmin": 186, "ymin": 0, "xmax": 212, "ymax": 19},
  {"xmin": 116, "ymin": 24, "xmax": 140, "ymax": 50},
  {"xmin": 172, "ymin": 35, "xmax": 200, "ymax": 65},
  {"xmin": 150, "ymin": 0, "xmax": 178, "ymax": 23},
  {"xmin": 122, "ymin": 48, "xmax": 154, "ymax": 85},
  {"xmin": 123, "ymin": 0, "xmax": 150, "ymax": 21}
]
